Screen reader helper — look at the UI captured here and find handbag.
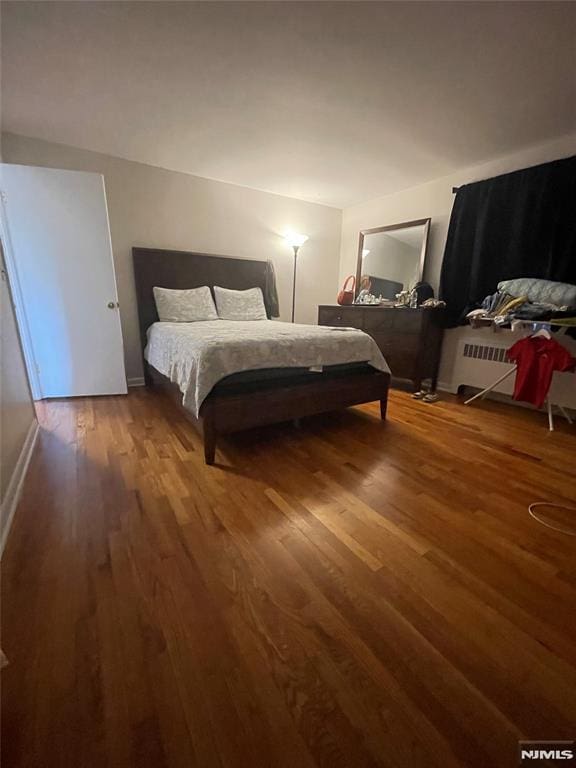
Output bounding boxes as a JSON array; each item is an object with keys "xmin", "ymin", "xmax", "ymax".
[{"xmin": 337, "ymin": 275, "xmax": 356, "ymax": 305}]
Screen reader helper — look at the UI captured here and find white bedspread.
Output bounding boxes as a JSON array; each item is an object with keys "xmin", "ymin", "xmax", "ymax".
[{"xmin": 145, "ymin": 319, "xmax": 389, "ymax": 416}]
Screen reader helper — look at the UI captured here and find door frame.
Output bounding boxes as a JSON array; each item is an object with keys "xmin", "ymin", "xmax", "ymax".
[{"xmin": 0, "ymin": 190, "xmax": 43, "ymax": 400}]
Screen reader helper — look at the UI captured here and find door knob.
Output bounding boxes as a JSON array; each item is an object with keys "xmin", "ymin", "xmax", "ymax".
[{"xmin": 107, "ymin": 301, "xmax": 116, "ymax": 309}]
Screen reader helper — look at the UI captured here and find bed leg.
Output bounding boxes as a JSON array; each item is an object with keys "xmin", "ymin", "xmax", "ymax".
[
  {"xmin": 203, "ymin": 420, "xmax": 217, "ymax": 465},
  {"xmin": 380, "ymin": 397, "xmax": 388, "ymax": 420},
  {"xmin": 143, "ymin": 362, "xmax": 153, "ymax": 387}
]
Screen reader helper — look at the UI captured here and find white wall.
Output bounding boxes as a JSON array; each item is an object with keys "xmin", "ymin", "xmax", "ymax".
[
  {"xmin": 0, "ymin": 125, "xmax": 37, "ymax": 551},
  {"xmin": 1, "ymin": 242, "xmax": 37, "ymax": 546},
  {"xmin": 340, "ymin": 132, "xmax": 576, "ymax": 389},
  {"xmin": 2, "ymin": 133, "xmax": 342, "ymax": 383}
]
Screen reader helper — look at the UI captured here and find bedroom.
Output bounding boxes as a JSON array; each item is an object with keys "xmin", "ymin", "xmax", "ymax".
[{"xmin": 1, "ymin": 2, "xmax": 575, "ymax": 767}]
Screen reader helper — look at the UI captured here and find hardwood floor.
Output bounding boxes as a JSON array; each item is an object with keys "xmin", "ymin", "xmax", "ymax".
[{"xmin": 2, "ymin": 389, "xmax": 575, "ymax": 768}]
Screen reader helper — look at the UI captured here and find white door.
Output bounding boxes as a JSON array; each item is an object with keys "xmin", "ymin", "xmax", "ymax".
[{"xmin": 1, "ymin": 164, "xmax": 127, "ymax": 398}]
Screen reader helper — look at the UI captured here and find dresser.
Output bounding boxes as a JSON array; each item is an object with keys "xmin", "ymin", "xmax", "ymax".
[{"xmin": 318, "ymin": 305, "xmax": 445, "ymax": 391}]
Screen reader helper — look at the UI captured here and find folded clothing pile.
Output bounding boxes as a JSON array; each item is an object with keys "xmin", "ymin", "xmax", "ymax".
[{"xmin": 467, "ymin": 278, "xmax": 576, "ymax": 327}]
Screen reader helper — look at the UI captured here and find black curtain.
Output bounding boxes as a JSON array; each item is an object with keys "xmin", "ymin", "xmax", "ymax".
[{"xmin": 439, "ymin": 155, "xmax": 576, "ymax": 326}]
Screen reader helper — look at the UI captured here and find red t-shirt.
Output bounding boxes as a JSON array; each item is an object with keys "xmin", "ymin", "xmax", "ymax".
[{"xmin": 507, "ymin": 336, "xmax": 575, "ymax": 408}]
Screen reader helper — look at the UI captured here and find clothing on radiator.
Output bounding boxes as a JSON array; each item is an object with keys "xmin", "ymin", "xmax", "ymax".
[{"xmin": 507, "ymin": 336, "xmax": 575, "ymax": 409}]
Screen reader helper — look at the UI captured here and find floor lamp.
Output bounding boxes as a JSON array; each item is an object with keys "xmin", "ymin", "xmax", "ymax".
[{"xmin": 284, "ymin": 232, "xmax": 309, "ymax": 322}]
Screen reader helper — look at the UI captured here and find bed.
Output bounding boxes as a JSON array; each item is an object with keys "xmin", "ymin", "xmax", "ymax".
[{"xmin": 133, "ymin": 247, "xmax": 391, "ymax": 464}]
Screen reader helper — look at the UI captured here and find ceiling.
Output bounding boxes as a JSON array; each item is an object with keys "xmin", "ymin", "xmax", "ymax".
[{"xmin": 2, "ymin": 1, "xmax": 575, "ymax": 208}]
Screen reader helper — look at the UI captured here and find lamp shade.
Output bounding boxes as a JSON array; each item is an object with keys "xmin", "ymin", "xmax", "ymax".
[{"xmin": 284, "ymin": 232, "xmax": 309, "ymax": 249}]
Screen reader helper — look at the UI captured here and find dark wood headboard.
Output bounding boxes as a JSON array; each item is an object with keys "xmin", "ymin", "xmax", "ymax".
[{"xmin": 132, "ymin": 247, "xmax": 273, "ymax": 355}]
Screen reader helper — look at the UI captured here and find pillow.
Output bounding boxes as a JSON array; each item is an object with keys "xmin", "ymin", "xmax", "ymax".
[
  {"xmin": 497, "ymin": 278, "xmax": 576, "ymax": 308},
  {"xmin": 214, "ymin": 286, "xmax": 268, "ymax": 321},
  {"xmin": 153, "ymin": 285, "xmax": 218, "ymax": 322}
]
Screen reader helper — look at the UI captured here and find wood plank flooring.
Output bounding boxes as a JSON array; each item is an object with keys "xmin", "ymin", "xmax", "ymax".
[{"xmin": 2, "ymin": 389, "xmax": 576, "ymax": 768}]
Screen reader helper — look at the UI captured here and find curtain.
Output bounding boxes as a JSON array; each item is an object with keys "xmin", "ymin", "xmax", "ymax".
[{"xmin": 439, "ymin": 155, "xmax": 576, "ymax": 326}]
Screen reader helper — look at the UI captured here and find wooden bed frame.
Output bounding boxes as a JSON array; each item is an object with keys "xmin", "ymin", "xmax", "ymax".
[{"xmin": 133, "ymin": 247, "xmax": 391, "ymax": 464}]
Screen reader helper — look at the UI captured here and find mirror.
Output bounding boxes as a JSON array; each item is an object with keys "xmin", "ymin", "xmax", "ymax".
[{"xmin": 356, "ymin": 218, "xmax": 430, "ymax": 302}]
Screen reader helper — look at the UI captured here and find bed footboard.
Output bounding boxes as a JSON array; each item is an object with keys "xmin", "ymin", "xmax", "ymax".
[{"xmin": 146, "ymin": 363, "xmax": 390, "ymax": 465}]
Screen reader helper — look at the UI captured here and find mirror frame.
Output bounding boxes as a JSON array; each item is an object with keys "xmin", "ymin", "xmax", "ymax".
[{"xmin": 355, "ymin": 217, "xmax": 431, "ymax": 299}]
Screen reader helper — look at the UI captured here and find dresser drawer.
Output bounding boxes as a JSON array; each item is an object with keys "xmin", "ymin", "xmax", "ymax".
[
  {"xmin": 391, "ymin": 309, "xmax": 424, "ymax": 334},
  {"xmin": 363, "ymin": 307, "xmax": 424, "ymax": 334},
  {"xmin": 371, "ymin": 331, "xmax": 420, "ymax": 356},
  {"xmin": 384, "ymin": 349, "xmax": 417, "ymax": 380},
  {"xmin": 317, "ymin": 304, "xmax": 445, "ymax": 389},
  {"xmin": 362, "ymin": 308, "xmax": 395, "ymax": 332},
  {"xmin": 318, "ymin": 307, "xmax": 364, "ymax": 329}
]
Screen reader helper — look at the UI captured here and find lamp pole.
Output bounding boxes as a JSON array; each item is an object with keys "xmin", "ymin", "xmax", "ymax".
[
  {"xmin": 291, "ymin": 244, "xmax": 299, "ymax": 323},
  {"xmin": 284, "ymin": 232, "xmax": 307, "ymax": 323}
]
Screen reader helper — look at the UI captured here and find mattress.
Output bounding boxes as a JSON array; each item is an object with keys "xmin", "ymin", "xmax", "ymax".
[
  {"xmin": 212, "ymin": 362, "xmax": 379, "ymax": 395},
  {"xmin": 144, "ymin": 319, "xmax": 389, "ymax": 416}
]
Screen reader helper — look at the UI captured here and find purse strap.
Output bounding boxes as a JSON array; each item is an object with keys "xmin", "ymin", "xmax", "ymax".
[{"xmin": 343, "ymin": 275, "xmax": 355, "ymax": 291}]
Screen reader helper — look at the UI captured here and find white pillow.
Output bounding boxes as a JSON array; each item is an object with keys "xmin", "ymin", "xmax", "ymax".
[
  {"xmin": 214, "ymin": 286, "xmax": 267, "ymax": 321},
  {"xmin": 153, "ymin": 285, "xmax": 218, "ymax": 322}
]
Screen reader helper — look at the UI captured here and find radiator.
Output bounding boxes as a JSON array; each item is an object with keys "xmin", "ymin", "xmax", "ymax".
[
  {"xmin": 443, "ymin": 328, "xmax": 576, "ymax": 409},
  {"xmin": 454, "ymin": 339, "xmax": 516, "ymax": 396},
  {"xmin": 462, "ymin": 342, "xmax": 510, "ymax": 364}
]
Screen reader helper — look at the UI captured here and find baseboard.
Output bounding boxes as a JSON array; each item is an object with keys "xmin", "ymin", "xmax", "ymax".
[
  {"xmin": 436, "ymin": 380, "xmax": 457, "ymax": 394},
  {"xmin": 127, "ymin": 377, "xmax": 145, "ymax": 388},
  {"xmin": 1, "ymin": 419, "xmax": 39, "ymax": 556}
]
